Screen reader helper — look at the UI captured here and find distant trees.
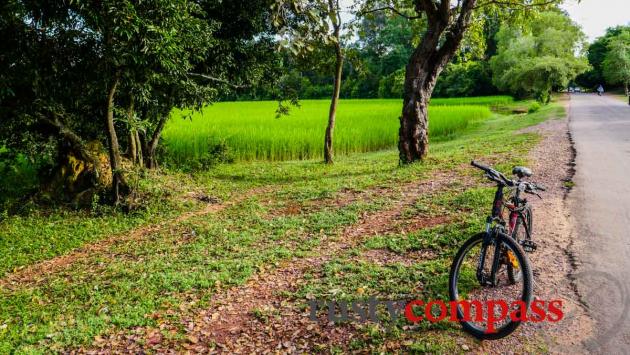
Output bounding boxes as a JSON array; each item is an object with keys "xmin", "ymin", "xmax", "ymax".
[
  {"xmin": 602, "ymin": 32, "xmax": 630, "ymax": 96},
  {"xmin": 577, "ymin": 26, "xmax": 630, "ymax": 91},
  {"xmin": 433, "ymin": 61, "xmax": 496, "ymax": 97},
  {"xmin": 234, "ymin": 5, "xmax": 497, "ymax": 101},
  {"xmin": 490, "ymin": 11, "xmax": 589, "ymax": 103}
]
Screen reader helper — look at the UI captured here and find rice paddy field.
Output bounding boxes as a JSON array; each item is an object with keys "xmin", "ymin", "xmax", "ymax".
[{"xmin": 163, "ymin": 96, "xmax": 512, "ymax": 162}]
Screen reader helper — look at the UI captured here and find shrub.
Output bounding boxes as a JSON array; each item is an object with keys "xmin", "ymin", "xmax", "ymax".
[{"xmin": 528, "ymin": 102, "xmax": 542, "ymax": 113}]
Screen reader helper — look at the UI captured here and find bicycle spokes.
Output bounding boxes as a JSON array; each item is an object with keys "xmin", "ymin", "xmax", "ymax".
[{"xmin": 452, "ymin": 234, "xmax": 531, "ymax": 336}]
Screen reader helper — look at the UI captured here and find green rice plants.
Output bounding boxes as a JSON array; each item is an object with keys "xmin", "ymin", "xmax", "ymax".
[{"xmin": 163, "ymin": 99, "xmax": 495, "ymax": 162}]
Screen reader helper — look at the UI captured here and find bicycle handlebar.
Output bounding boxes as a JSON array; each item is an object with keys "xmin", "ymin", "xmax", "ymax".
[
  {"xmin": 471, "ymin": 160, "xmax": 491, "ymax": 172},
  {"xmin": 471, "ymin": 160, "xmax": 512, "ymax": 186},
  {"xmin": 470, "ymin": 160, "xmax": 547, "ymax": 192}
]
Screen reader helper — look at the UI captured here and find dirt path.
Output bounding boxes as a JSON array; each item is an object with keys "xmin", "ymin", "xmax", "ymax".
[
  {"xmin": 0, "ymin": 187, "xmax": 270, "ymax": 291},
  {"xmin": 79, "ymin": 170, "xmax": 474, "ymax": 353}
]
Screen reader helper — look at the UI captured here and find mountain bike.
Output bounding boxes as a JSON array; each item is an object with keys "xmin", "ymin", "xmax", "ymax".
[{"xmin": 448, "ymin": 160, "xmax": 545, "ymax": 339}]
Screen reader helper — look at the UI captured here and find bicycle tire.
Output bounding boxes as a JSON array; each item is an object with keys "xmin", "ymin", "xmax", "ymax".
[{"xmin": 449, "ymin": 232, "xmax": 533, "ymax": 340}]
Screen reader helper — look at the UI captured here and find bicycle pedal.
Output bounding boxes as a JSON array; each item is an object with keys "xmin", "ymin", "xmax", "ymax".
[{"xmin": 520, "ymin": 240, "xmax": 538, "ymax": 252}]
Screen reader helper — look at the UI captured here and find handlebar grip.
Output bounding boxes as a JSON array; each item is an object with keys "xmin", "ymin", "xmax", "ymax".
[{"xmin": 471, "ymin": 160, "xmax": 491, "ymax": 172}]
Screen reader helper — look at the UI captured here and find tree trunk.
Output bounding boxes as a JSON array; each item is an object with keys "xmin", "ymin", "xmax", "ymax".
[
  {"xmin": 398, "ymin": 0, "xmax": 477, "ymax": 164},
  {"xmin": 39, "ymin": 115, "xmax": 102, "ymax": 181},
  {"xmin": 127, "ymin": 96, "xmax": 138, "ymax": 165},
  {"xmin": 324, "ymin": 43, "xmax": 343, "ymax": 164},
  {"xmin": 145, "ymin": 113, "xmax": 168, "ymax": 169},
  {"xmin": 129, "ymin": 129, "xmax": 137, "ymax": 163},
  {"xmin": 127, "ymin": 98, "xmax": 138, "ymax": 164},
  {"xmin": 398, "ymin": 30, "xmax": 444, "ymax": 164},
  {"xmin": 105, "ymin": 74, "xmax": 126, "ymax": 204}
]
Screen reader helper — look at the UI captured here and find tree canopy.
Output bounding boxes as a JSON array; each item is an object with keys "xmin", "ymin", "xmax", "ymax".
[
  {"xmin": 602, "ymin": 31, "xmax": 630, "ymax": 95},
  {"xmin": 0, "ymin": 0, "xmax": 279, "ymax": 204},
  {"xmin": 490, "ymin": 11, "xmax": 589, "ymax": 102},
  {"xmin": 577, "ymin": 25, "xmax": 630, "ymax": 90}
]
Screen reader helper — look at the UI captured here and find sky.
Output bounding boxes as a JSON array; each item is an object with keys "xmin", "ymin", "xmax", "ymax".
[{"xmin": 561, "ymin": 0, "xmax": 630, "ymax": 42}]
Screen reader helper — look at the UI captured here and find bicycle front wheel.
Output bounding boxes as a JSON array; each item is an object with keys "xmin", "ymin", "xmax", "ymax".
[{"xmin": 449, "ymin": 232, "xmax": 533, "ymax": 339}]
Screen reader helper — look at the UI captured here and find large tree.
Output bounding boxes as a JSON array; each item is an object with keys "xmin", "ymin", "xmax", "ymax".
[
  {"xmin": 491, "ymin": 11, "xmax": 589, "ymax": 103},
  {"xmin": 577, "ymin": 26, "xmax": 630, "ymax": 89},
  {"xmin": 359, "ymin": 0, "xmax": 562, "ymax": 164}
]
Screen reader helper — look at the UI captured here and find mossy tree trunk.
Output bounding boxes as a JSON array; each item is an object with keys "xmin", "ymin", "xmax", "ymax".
[{"xmin": 105, "ymin": 73, "xmax": 128, "ymax": 204}]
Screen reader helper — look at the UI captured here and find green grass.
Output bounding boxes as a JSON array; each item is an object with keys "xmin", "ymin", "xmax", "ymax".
[
  {"xmin": 430, "ymin": 95, "xmax": 513, "ymax": 106},
  {"xmin": 0, "ymin": 100, "xmax": 563, "ymax": 353},
  {"xmin": 164, "ymin": 99, "xmax": 495, "ymax": 162}
]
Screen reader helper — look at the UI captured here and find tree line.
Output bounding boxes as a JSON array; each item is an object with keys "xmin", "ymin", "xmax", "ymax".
[
  {"xmin": 577, "ymin": 26, "xmax": 630, "ymax": 95},
  {"xmin": 1, "ymin": 0, "xmax": 607, "ymax": 209}
]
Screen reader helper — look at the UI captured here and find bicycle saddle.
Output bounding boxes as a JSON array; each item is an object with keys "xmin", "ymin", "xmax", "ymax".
[{"xmin": 512, "ymin": 166, "xmax": 532, "ymax": 178}]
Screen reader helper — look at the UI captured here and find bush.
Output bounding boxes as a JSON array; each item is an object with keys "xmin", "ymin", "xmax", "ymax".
[
  {"xmin": 528, "ymin": 102, "xmax": 542, "ymax": 113},
  {"xmin": 377, "ymin": 69, "xmax": 405, "ymax": 98},
  {"xmin": 0, "ymin": 148, "xmax": 40, "ymax": 213}
]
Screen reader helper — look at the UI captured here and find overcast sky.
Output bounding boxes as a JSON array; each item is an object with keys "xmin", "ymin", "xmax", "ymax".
[{"xmin": 561, "ymin": 0, "xmax": 630, "ymax": 41}]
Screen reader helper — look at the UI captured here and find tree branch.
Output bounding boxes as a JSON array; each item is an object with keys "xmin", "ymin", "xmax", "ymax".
[
  {"xmin": 436, "ymin": 0, "xmax": 477, "ymax": 66},
  {"xmin": 358, "ymin": 6, "xmax": 422, "ymax": 20},
  {"xmin": 187, "ymin": 73, "xmax": 250, "ymax": 89},
  {"xmin": 417, "ymin": 0, "xmax": 439, "ymax": 20},
  {"xmin": 473, "ymin": 0, "xmax": 559, "ymax": 10},
  {"xmin": 38, "ymin": 113, "xmax": 101, "ymax": 179}
]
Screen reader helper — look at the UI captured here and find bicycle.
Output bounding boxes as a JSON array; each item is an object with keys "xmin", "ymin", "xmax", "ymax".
[{"xmin": 448, "ymin": 160, "xmax": 546, "ymax": 339}]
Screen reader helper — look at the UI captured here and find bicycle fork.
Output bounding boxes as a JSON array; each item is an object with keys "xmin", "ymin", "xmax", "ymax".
[{"xmin": 477, "ymin": 223, "xmax": 504, "ymax": 287}]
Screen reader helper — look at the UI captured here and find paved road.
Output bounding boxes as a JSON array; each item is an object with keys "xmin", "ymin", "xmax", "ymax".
[{"xmin": 568, "ymin": 93, "xmax": 630, "ymax": 354}]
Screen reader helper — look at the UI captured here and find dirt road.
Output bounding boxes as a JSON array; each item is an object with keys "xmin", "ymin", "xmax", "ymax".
[{"xmin": 569, "ymin": 93, "xmax": 630, "ymax": 353}]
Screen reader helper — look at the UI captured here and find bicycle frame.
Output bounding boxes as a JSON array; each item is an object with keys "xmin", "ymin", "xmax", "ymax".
[
  {"xmin": 477, "ymin": 183, "xmax": 529, "ymax": 287},
  {"xmin": 488, "ymin": 182, "xmax": 531, "ymax": 237}
]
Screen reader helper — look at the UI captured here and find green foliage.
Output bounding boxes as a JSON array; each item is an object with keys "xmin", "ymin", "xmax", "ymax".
[
  {"xmin": 428, "ymin": 96, "xmax": 514, "ymax": 106},
  {"xmin": 165, "ymin": 140, "xmax": 234, "ymax": 172},
  {"xmin": 378, "ymin": 61, "xmax": 500, "ymax": 99},
  {"xmin": 0, "ymin": 0, "xmax": 280, "ymax": 200},
  {"xmin": 378, "ymin": 69, "xmax": 405, "ymax": 98},
  {"xmin": 602, "ymin": 32, "xmax": 630, "ymax": 94},
  {"xmin": 433, "ymin": 61, "xmax": 498, "ymax": 98},
  {"xmin": 578, "ymin": 26, "xmax": 630, "ymax": 89},
  {"xmin": 0, "ymin": 150, "xmax": 39, "ymax": 212},
  {"xmin": 490, "ymin": 11, "xmax": 589, "ymax": 102},
  {"xmin": 528, "ymin": 102, "xmax": 541, "ymax": 113},
  {"xmin": 163, "ymin": 99, "xmax": 494, "ymax": 162}
]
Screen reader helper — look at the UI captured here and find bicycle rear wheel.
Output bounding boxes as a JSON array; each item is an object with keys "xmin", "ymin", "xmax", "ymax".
[{"xmin": 449, "ymin": 232, "xmax": 533, "ymax": 339}]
